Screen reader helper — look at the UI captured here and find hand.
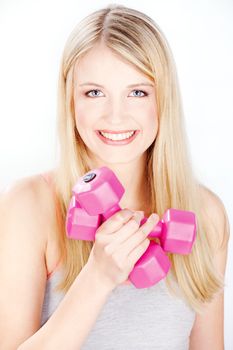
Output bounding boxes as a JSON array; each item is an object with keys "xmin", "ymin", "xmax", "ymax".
[{"xmin": 86, "ymin": 208, "xmax": 159, "ymax": 291}]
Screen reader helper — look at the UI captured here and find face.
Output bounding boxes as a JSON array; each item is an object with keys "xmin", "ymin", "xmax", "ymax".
[{"xmin": 73, "ymin": 43, "xmax": 158, "ymax": 165}]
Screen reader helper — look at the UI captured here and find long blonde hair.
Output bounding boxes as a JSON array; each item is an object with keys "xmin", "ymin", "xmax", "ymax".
[{"xmin": 52, "ymin": 4, "xmax": 225, "ymax": 313}]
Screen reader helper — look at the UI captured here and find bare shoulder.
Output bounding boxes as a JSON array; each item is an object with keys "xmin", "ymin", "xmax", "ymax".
[
  {"xmin": 198, "ymin": 184, "xmax": 230, "ymax": 252},
  {"xmin": 0, "ymin": 169, "xmax": 60, "ymax": 273},
  {"xmin": 1, "ymin": 175, "xmax": 41, "ymax": 252},
  {"xmin": 1, "ymin": 170, "xmax": 55, "ymax": 227}
]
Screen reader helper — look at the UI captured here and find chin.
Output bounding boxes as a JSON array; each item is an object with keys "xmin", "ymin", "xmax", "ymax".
[{"xmin": 95, "ymin": 152, "xmax": 142, "ymax": 165}]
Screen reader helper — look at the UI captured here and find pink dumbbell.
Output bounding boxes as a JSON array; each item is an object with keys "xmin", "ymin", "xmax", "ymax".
[
  {"xmin": 66, "ymin": 195, "xmax": 102, "ymax": 240},
  {"xmin": 66, "ymin": 198, "xmax": 170, "ymax": 288},
  {"xmin": 66, "ymin": 166, "xmax": 196, "ymax": 288},
  {"xmin": 68, "ymin": 166, "xmax": 197, "ymax": 254},
  {"xmin": 66, "ymin": 192, "xmax": 196, "ymax": 255},
  {"xmin": 66, "ymin": 167, "xmax": 171, "ymax": 288},
  {"xmin": 139, "ymin": 210, "xmax": 196, "ymax": 255}
]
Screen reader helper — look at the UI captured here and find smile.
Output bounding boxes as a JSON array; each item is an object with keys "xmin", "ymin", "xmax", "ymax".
[{"xmin": 95, "ymin": 130, "xmax": 140, "ymax": 145}]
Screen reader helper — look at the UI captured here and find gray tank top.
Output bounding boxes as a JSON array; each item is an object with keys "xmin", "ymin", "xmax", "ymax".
[
  {"xmin": 40, "ymin": 173, "xmax": 195, "ymax": 348},
  {"xmin": 41, "ymin": 265, "xmax": 195, "ymax": 349}
]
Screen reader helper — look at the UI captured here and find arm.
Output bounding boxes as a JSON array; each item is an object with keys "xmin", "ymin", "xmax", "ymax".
[
  {"xmin": 0, "ymin": 177, "xmax": 112, "ymax": 350},
  {"xmin": 19, "ymin": 262, "xmax": 112, "ymax": 350},
  {"xmin": 189, "ymin": 186, "xmax": 230, "ymax": 350},
  {"xmin": 0, "ymin": 178, "xmax": 48, "ymax": 349}
]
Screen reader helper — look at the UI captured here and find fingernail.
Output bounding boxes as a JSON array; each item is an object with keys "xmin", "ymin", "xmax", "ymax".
[
  {"xmin": 149, "ymin": 213, "xmax": 158, "ymax": 221},
  {"xmin": 132, "ymin": 212, "xmax": 143, "ymax": 224},
  {"xmin": 122, "ymin": 209, "xmax": 134, "ymax": 217}
]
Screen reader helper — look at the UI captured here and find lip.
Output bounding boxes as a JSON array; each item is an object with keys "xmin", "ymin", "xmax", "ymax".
[
  {"xmin": 95, "ymin": 130, "xmax": 140, "ymax": 146},
  {"xmin": 97, "ymin": 129, "xmax": 137, "ymax": 134}
]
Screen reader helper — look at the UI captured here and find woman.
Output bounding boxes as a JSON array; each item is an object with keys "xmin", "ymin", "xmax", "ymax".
[{"xmin": 0, "ymin": 4, "xmax": 230, "ymax": 349}]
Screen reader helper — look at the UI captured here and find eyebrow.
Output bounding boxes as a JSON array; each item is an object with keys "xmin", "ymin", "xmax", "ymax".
[{"xmin": 78, "ymin": 82, "xmax": 155, "ymax": 88}]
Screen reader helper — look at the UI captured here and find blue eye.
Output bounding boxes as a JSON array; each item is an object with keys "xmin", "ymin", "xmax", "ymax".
[
  {"xmin": 85, "ymin": 89, "xmax": 148, "ymax": 98},
  {"xmin": 130, "ymin": 90, "xmax": 147, "ymax": 97},
  {"xmin": 85, "ymin": 89, "xmax": 103, "ymax": 97}
]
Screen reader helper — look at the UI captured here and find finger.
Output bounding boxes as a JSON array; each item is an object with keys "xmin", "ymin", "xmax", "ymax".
[
  {"xmin": 136, "ymin": 213, "xmax": 159, "ymax": 236},
  {"xmin": 107, "ymin": 211, "xmax": 144, "ymax": 247},
  {"xmin": 95, "ymin": 208, "xmax": 134, "ymax": 236},
  {"xmin": 112, "ymin": 213, "xmax": 159, "ymax": 261},
  {"xmin": 105, "ymin": 212, "xmax": 158, "ymax": 254},
  {"xmin": 101, "ymin": 212, "xmax": 143, "ymax": 253},
  {"xmin": 117, "ymin": 214, "xmax": 157, "ymax": 257},
  {"xmin": 127, "ymin": 238, "xmax": 151, "ymax": 267}
]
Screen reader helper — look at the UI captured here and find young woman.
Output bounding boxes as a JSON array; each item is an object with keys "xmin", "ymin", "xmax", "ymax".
[{"xmin": 0, "ymin": 4, "xmax": 230, "ymax": 349}]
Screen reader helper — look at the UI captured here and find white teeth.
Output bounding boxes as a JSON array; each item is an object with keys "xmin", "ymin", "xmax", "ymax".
[{"xmin": 99, "ymin": 131, "xmax": 135, "ymax": 141}]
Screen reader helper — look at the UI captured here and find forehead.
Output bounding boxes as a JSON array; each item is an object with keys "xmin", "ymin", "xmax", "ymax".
[{"xmin": 74, "ymin": 44, "xmax": 151, "ymax": 85}]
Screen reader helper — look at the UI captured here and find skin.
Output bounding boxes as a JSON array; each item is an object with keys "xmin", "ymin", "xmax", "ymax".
[
  {"xmin": 73, "ymin": 42, "xmax": 158, "ymax": 214},
  {"xmin": 73, "ymin": 43, "xmax": 229, "ymax": 348}
]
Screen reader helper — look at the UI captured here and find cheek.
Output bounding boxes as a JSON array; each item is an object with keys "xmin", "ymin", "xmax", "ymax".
[
  {"xmin": 143, "ymin": 106, "xmax": 158, "ymax": 144},
  {"xmin": 135, "ymin": 96, "xmax": 157, "ymax": 121},
  {"xmin": 143, "ymin": 104, "xmax": 158, "ymax": 130},
  {"xmin": 74, "ymin": 101, "xmax": 95, "ymax": 129},
  {"xmin": 74, "ymin": 94, "xmax": 101, "ymax": 125}
]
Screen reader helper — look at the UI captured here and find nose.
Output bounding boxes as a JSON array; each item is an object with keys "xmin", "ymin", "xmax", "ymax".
[{"xmin": 104, "ymin": 99, "xmax": 127, "ymax": 125}]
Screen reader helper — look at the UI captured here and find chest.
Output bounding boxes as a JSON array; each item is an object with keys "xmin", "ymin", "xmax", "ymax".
[
  {"xmin": 42, "ymin": 272, "xmax": 195, "ymax": 349},
  {"xmin": 82, "ymin": 282, "xmax": 195, "ymax": 349}
]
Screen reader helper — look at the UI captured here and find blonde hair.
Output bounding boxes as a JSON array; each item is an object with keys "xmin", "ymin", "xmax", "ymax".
[{"xmin": 52, "ymin": 4, "xmax": 225, "ymax": 313}]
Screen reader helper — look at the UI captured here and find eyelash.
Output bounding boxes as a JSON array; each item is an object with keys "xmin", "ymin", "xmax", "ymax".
[{"xmin": 85, "ymin": 89, "xmax": 148, "ymax": 98}]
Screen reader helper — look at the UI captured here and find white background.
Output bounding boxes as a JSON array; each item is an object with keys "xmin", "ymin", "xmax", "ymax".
[{"xmin": 0, "ymin": 0, "xmax": 232, "ymax": 347}]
